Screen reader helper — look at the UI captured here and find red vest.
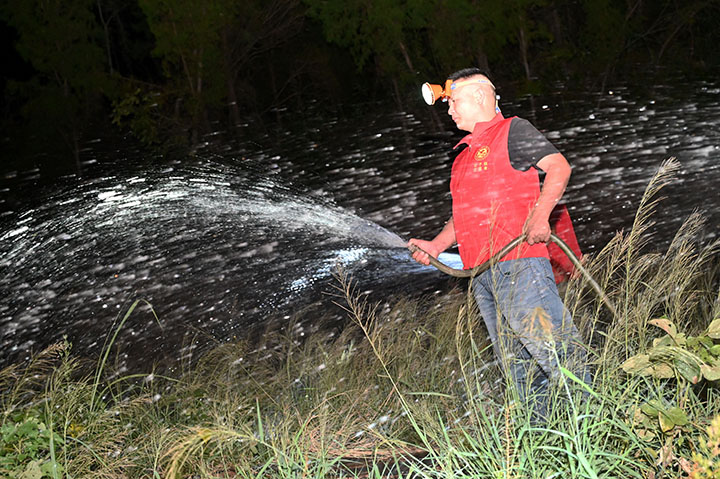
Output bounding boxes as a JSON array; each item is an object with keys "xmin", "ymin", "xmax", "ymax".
[{"xmin": 450, "ymin": 113, "xmax": 581, "ymax": 282}]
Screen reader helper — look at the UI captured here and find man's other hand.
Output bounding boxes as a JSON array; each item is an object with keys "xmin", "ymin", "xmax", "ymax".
[
  {"xmin": 524, "ymin": 214, "xmax": 551, "ymax": 245},
  {"xmin": 408, "ymin": 239, "xmax": 442, "ymax": 265}
]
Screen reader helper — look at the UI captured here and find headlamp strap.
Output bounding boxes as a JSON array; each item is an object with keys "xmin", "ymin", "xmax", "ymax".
[
  {"xmin": 449, "ymin": 78, "xmax": 495, "ymax": 91},
  {"xmin": 448, "ymin": 78, "xmax": 500, "ymax": 113}
]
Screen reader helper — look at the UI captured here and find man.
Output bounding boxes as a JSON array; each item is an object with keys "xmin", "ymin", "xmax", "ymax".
[{"xmin": 409, "ymin": 68, "xmax": 587, "ymax": 413}]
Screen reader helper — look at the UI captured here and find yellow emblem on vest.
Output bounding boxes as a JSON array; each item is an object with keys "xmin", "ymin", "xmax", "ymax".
[
  {"xmin": 475, "ymin": 146, "xmax": 490, "ymax": 160},
  {"xmin": 473, "ymin": 146, "xmax": 489, "ymax": 172}
]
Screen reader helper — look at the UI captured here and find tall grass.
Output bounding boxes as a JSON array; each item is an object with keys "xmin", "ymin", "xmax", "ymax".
[{"xmin": 2, "ymin": 158, "xmax": 720, "ymax": 478}]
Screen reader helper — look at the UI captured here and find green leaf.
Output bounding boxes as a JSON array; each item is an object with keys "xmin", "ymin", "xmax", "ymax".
[
  {"xmin": 652, "ymin": 336, "xmax": 674, "ymax": 348},
  {"xmin": 641, "ymin": 400, "xmax": 663, "ymax": 416},
  {"xmin": 651, "ymin": 363, "xmax": 674, "ymax": 379},
  {"xmin": 649, "ymin": 317, "xmax": 677, "ymax": 339},
  {"xmin": 701, "ymin": 363, "xmax": 720, "ymax": 381},
  {"xmin": 664, "ymin": 407, "xmax": 688, "ymax": 426},
  {"xmin": 710, "ymin": 344, "xmax": 720, "ymax": 357},
  {"xmin": 674, "ymin": 356, "xmax": 701, "ymax": 384},
  {"xmin": 698, "ymin": 348, "xmax": 714, "ymax": 363},
  {"xmin": 40, "ymin": 459, "xmax": 64, "ymax": 477},
  {"xmin": 707, "ymin": 317, "xmax": 720, "ymax": 339},
  {"xmin": 698, "ymin": 336, "xmax": 714, "ymax": 350},
  {"xmin": 559, "ymin": 366, "xmax": 599, "ymax": 398},
  {"xmin": 16, "ymin": 421, "xmax": 39, "ymax": 439},
  {"xmin": 649, "ymin": 346, "xmax": 676, "ymax": 362},
  {"xmin": 658, "ymin": 406, "xmax": 688, "ymax": 433},
  {"xmin": 658, "ymin": 412, "xmax": 674, "ymax": 433},
  {"xmin": 621, "ymin": 354, "xmax": 652, "ymax": 374},
  {"xmin": 576, "ymin": 450, "xmax": 599, "ymax": 479}
]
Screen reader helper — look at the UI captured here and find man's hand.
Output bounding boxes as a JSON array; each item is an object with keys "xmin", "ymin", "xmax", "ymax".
[
  {"xmin": 408, "ymin": 238, "xmax": 442, "ymax": 265},
  {"xmin": 408, "ymin": 217, "xmax": 456, "ymax": 265},
  {"xmin": 524, "ymin": 212, "xmax": 551, "ymax": 245}
]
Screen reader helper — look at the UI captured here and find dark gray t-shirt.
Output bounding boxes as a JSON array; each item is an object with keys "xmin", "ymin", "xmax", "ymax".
[{"xmin": 508, "ymin": 118, "xmax": 559, "ymax": 171}]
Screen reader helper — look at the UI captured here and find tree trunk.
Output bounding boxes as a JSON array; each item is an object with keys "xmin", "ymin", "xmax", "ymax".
[
  {"xmin": 391, "ymin": 76, "xmax": 404, "ymax": 112},
  {"xmin": 476, "ymin": 49, "xmax": 490, "ymax": 72},
  {"xmin": 518, "ymin": 27, "xmax": 532, "ymax": 82},
  {"xmin": 268, "ymin": 52, "xmax": 282, "ymax": 126},
  {"xmin": 222, "ymin": 28, "xmax": 242, "ymax": 128},
  {"xmin": 59, "ymin": 76, "xmax": 82, "ymax": 175},
  {"xmin": 73, "ymin": 132, "xmax": 81, "ymax": 175},
  {"xmin": 398, "ymin": 41, "xmax": 414, "ymax": 71},
  {"xmin": 97, "ymin": 0, "xmax": 114, "ymax": 75}
]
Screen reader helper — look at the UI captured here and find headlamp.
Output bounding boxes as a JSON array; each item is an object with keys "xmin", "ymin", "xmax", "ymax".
[{"xmin": 421, "ymin": 80, "xmax": 453, "ymax": 105}]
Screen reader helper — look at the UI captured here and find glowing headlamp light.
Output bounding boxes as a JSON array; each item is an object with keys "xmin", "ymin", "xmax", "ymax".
[{"xmin": 421, "ymin": 80, "xmax": 452, "ymax": 105}]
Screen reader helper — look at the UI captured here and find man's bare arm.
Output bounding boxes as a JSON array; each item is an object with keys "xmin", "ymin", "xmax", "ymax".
[
  {"xmin": 408, "ymin": 217, "xmax": 456, "ymax": 265},
  {"xmin": 525, "ymin": 153, "xmax": 571, "ymax": 245}
]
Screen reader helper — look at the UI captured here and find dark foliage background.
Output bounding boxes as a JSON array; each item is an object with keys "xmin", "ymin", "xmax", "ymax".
[{"xmin": 2, "ymin": 0, "xmax": 719, "ymax": 174}]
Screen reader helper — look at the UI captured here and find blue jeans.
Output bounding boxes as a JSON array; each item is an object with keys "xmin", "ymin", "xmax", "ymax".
[{"xmin": 471, "ymin": 257, "xmax": 588, "ymax": 412}]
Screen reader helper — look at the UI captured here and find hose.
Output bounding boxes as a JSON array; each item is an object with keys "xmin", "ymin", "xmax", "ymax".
[{"xmin": 408, "ymin": 233, "xmax": 618, "ymax": 317}]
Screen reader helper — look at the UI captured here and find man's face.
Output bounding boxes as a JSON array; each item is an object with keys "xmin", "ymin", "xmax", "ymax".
[{"xmin": 447, "ymin": 82, "xmax": 484, "ymax": 132}]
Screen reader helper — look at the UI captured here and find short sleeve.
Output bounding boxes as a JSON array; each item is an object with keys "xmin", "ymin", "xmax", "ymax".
[{"xmin": 508, "ymin": 118, "xmax": 560, "ymax": 171}]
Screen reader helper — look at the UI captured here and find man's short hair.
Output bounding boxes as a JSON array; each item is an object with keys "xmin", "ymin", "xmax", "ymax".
[{"xmin": 448, "ymin": 67, "xmax": 493, "ymax": 83}]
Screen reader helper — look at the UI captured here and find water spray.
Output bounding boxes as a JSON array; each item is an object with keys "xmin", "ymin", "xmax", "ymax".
[{"xmin": 408, "ymin": 234, "xmax": 618, "ymax": 318}]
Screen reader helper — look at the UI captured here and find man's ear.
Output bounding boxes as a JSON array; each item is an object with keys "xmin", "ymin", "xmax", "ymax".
[{"xmin": 473, "ymin": 88, "xmax": 485, "ymax": 105}]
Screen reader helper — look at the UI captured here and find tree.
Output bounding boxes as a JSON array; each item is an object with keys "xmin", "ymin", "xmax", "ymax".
[
  {"xmin": 137, "ymin": 0, "xmax": 231, "ymax": 143},
  {"xmin": 1, "ymin": 0, "xmax": 108, "ymax": 172},
  {"xmin": 220, "ymin": 0, "xmax": 304, "ymax": 126},
  {"xmin": 304, "ymin": 0, "xmax": 431, "ymax": 107},
  {"xmin": 304, "ymin": 0, "xmax": 558, "ymax": 99},
  {"xmin": 577, "ymin": 0, "xmax": 626, "ymax": 82}
]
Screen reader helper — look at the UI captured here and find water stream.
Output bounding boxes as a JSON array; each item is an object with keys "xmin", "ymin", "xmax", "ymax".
[{"xmin": 0, "ymin": 163, "xmax": 431, "ymax": 370}]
